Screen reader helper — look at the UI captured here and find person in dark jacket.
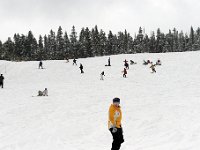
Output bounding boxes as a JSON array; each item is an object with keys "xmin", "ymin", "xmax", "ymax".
[
  {"xmin": 79, "ymin": 64, "xmax": 84, "ymax": 73},
  {"xmin": 39, "ymin": 61, "xmax": 43, "ymax": 69},
  {"xmin": 0, "ymin": 74, "xmax": 4, "ymax": 88},
  {"xmin": 122, "ymin": 68, "xmax": 127, "ymax": 78},
  {"xmin": 105, "ymin": 57, "xmax": 111, "ymax": 66},
  {"xmin": 73, "ymin": 59, "xmax": 77, "ymax": 65},
  {"xmin": 108, "ymin": 57, "xmax": 111, "ymax": 66}
]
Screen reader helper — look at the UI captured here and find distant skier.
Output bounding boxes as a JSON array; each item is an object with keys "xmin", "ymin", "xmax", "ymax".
[
  {"xmin": 0, "ymin": 74, "xmax": 4, "ymax": 88},
  {"xmin": 150, "ymin": 63, "xmax": 156, "ymax": 73},
  {"xmin": 156, "ymin": 59, "xmax": 161, "ymax": 65},
  {"xmin": 39, "ymin": 61, "xmax": 43, "ymax": 69},
  {"xmin": 124, "ymin": 59, "xmax": 129, "ymax": 69},
  {"xmin": 66, "ymin": 57, "xmax": 69, "ymax": 63},
  {"xmin": 100, "ymin": 71, "xmax": 105, "ymax": 80},
  {"xmin": 124, "ymin": 62, "xmax": 129, "ymax": 69},
  {"xmin": 38, "ymin": 88, "xmax": 48, "ymax": 96},
  {"xmin": 108, "ymin": 57, "xmax": 111, "ymax": 66},
  {"xmin": 122, "ymin": 68, "xmax": 127, "ymax": 78},
  {"xmin": 79, "ymin": 63, "xmax": 84, "ymax": 73},
  {"xmin": 105, "ymin": 57, "xmax": 111, "ymax": 66},
  {"xmin": 73, "ymin": 59, "xmax": 77, "ymax": 65},
  {"xmin": 108, "ymin": 97, "xmax": 124, "ymax": 150}
]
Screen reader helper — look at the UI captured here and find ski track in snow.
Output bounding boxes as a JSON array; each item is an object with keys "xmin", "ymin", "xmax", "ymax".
[{"xmin": 0, "ymin": 51, "xmax": 200, "ymax": 150}]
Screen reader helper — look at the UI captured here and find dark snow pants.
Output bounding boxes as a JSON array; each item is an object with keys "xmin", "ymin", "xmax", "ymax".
[
  {"xmin": 0, "ymin": 82, "xmax": 3, "ymax": 88},
  {"xmin": 109, "ymin": 128, "xmax": 124, "ymax": 150},
  {"xmin": 80, "ymin": 69, "xmax": 84, "ymax": 73}
]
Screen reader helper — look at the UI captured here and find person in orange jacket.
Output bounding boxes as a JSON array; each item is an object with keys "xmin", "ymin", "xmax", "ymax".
[{"xmin": 108, "ymin": 97, "xmax": 124, "ymax": 150}]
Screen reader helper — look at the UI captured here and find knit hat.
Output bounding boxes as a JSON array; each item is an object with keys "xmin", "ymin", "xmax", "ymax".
[{"xmin": 113, "ymin": 97, "xmax": 120, "ymax": 103}]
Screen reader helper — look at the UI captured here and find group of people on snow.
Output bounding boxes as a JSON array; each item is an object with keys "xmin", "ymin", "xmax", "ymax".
[{"xmin": 143, "ymin": 59, "xmax": 162, "ymax": 73}]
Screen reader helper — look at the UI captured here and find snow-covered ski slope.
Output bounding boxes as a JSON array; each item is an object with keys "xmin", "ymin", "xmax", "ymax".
[{"xmin": 0, "ymin": 51, "xmax": 200, "ymax": 150}]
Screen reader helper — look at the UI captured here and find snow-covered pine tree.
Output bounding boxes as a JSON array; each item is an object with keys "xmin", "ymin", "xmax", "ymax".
[
  {"xmin": 70, "ymin": 25, "xmax": 78, "ymax": 58},
  {"xmin": 0, "ymin": 40, "xmax": 2, "ymax": 60},
  {"xmin": 48, "ymin": 30, "xmax": 57, "ymax": 59},
  {"xmin": 64, "ymin": 32, "xmax": 71, "ymax": 58},
  {"xmin": 56, "ymin": 26, "xmax": 65, "ymax": 59}
]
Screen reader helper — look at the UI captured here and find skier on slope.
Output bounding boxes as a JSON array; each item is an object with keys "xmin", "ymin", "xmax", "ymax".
[
  {"xmin": 73, "ymin": 59, "xmax": 77, "ymax": 65},
  {"xmin": 108, "ymin": 97, "xmax": 124, "ymax": 150},
  {"xmin": 0, "ymin": 74, "xmax": 4, "ymax": 88},
  {"xmin": 122, "ymin": 68, "xmax": 127, "ymax": 78},
  {"xmin": 156, "ymin": 59, "xmax": 161, "ymax": 65},
  {"xmin": 100, "ymin": 71, "xmax": 105, "ymax": 80},
  {"xmin": 39, "ymin": 61, "xmax": 43, "ymax": 69},
  {"xmin": 105, "ymin": 57, "xmax": 111, "ymax": 66},
  {"xmin": 124, "ymin": 59, "xmax": 129, "ymax": 69},
  {"xmin": 79, "ymin": 63, "xmax": 84, "ymax": 73},
  {"xmin": 150, "ymin": 63, "xmax": 156, "ymax": 73}
]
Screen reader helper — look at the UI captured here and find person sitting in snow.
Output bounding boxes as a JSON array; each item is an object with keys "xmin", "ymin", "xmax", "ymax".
[
  {"xmin": 156, "ymin": 59, "xmax": 161, "ymax": 65},
  {"xmin": 130, "ymin": 60, "xmax": 136, "ymax": 65},
  {"xmin": 38, "ymin": 88, "xmax": 48, "ymax": 96},
  {"xmin": 143, "ymin": 60, "xmax": 148, "ymax": 65}
]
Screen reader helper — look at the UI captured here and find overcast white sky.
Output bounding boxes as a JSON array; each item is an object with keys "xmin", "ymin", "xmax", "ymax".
[{"xmin": 0, "ymin": 0, "xmax": 199, "ymax": 42}]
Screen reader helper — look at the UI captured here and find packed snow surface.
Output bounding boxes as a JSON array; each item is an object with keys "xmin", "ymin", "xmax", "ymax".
[{"xmin": 0, "ymin": 51, "xmax": 200, "ymax": 150}]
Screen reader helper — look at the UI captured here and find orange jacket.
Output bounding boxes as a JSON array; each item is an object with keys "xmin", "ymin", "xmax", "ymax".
[{"xmin": 108, "ymin": 104, "xmax": 122, "ymax": 129}]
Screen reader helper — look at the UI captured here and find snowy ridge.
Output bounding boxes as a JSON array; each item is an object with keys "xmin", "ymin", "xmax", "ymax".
[{"xmin": 0, "ymin": 51, "xmax": 200, "ymax": 150}]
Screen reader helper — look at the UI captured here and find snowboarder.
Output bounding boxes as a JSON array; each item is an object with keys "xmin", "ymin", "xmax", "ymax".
[
  {"xmin": 156, "ymin": 59, "xmax": 161, "ymax": 65},
  {"xmin": 39, "ymin": 61, "xmax": 43, "ymax": 69},
  {"xmin": 108, "ymin": 97, "xmax": 124, "ymax": 150},
  {"xmin": 0, "ymin": 74, "xmax": 4, "ymax": 88},
  {"xmin": 122, "ymin": 68, "xmax": 127, "ymax": 78},
  {"xmin": 150, "ymin": 63, "xmax": 156, "ymax": 73},
  {"xmin": 105, "ymin": 57, "xmax": 111, "ymax": 66},
  {"xmin": 38, "ymin": 88, "xmax": 48, "ymax": 96},
  {"xmin": 100, "ymin": 71, "xmax": 105, "ymax": 80},
  {"xmin": 73, "ymin": 59, "xmax": 77, "ymax": 65},
  {"xmin": 79, "ymin": 63, "xmax": 84, "ymax": 73}
]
